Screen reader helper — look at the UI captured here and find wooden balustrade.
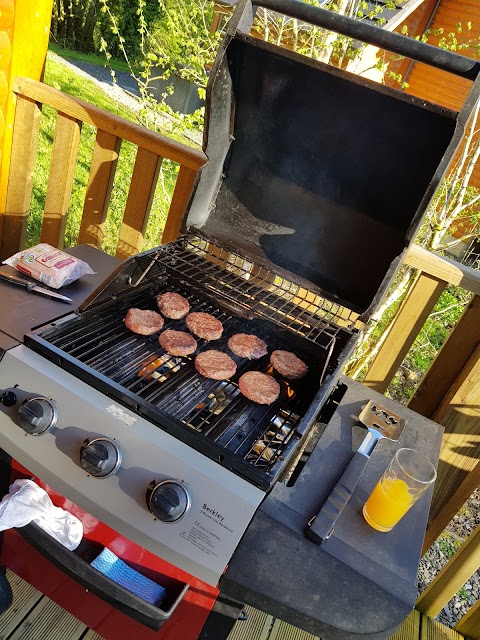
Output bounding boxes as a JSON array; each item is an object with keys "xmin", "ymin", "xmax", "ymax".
[{"xmin": 0, "ymin": 77, "xmax": 207, "ymax": 261}]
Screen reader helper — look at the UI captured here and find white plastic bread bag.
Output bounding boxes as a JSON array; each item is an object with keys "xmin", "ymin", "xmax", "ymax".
[{"xmin": 3, "ymin": 243, "xmax": 95, "ymax": 289}]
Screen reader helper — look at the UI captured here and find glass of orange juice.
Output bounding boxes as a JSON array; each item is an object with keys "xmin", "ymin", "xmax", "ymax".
[{"xmin": 362, "ymin": 448, "xmax": 437, "ymax": 532}]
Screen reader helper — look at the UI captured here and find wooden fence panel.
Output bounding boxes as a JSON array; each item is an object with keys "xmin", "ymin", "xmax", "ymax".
[
  {"xmin": 455, "ymin": 598, "xmax": 480, "ymax": 640},
  {"xmin": 13, "ymin": 78, "xmax": 207, "ymax": 171},
  {"xmin": 423, "ymin": 462, "xmax": 480, "ymax": 554},
  {"xmin": 417, "ymin": 526, "xmax": 480, "ymax": 617},
  {"xmin": 0, "ymin": 96, "xmax": 41, "ymax": 260},
  {"xmin": 77, "ymin": 129, "xmax": 121, "ymax": 248},
  {"xmin": 362, "ymin": 273, "xmax": 446, "ymax": 393},
  {"xmin": 422, "ymin": 341, "xmax": 480, "ymax": 550},
  {"xmin": 115, "ymin": 147, "xmax": 162, "ymax": 260},
  {"xmin": 40, "ymin": 112, "xmax": 82, "ymax": 248},
  {"xmin": 161, "ymin": 165, "xmax": 198, "ymax": 244},
  {"xmin": 409, "ymin": 295, "xmax": 480, "ymax": 418}
]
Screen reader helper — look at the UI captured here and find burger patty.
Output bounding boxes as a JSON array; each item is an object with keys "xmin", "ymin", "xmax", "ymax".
[
  {"xmin": 270, "ymin": 350, "xmax": 308, "ymax": 380},
  {"xmin": 195, "ymin": 350, "xmax": 237, "ymax": 380},
  {"xmin": 238, "ymin": 371, "xmax": 280, "ymax": 405},
  {"xmin": 156, "ymin": 292, "xmax": 190, "ymax": 319},
  {"xmin": 125, "ymin": 308, "xmax": 164, "ymax": 335},
  {"xmin": 228, "ymin": 333, "xmax": 268, "ymax": 360},
  {"xmin": 186, "ymin": 312, "xmax": 223, "ymax": 340},
  {"xmin": 159, "ymin": 330, "xmax": 197, "ymax": 356}
]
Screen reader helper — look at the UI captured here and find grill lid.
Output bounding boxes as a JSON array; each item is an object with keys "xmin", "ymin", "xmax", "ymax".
[{"xmin": 185, "ymin": 1, "xmax": 478, "ymax": 318}]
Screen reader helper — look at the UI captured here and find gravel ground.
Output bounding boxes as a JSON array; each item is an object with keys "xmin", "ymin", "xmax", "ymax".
[{"xmin": 417, "ymin": 488, "xmax": 480, "ymax": 627}]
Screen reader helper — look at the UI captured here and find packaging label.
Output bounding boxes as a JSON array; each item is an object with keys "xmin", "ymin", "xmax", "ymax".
[
  {"xmin": 105, "ymin": 404, "xmax": 137, "ymax": 426},
  {"xmin": 179, "ymin": 502, "xmax": 234, "ymax": 558}
]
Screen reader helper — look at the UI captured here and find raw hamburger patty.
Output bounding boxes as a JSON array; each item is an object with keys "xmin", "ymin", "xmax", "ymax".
[
  {"xmin": 159, "ymin": 330, "xmax": 197, "ymax": 356},
  {"xmin": 125, "ymin": 308, "xmax": 164, "ymax": 335},
  {"xmin": 186, "ymin": 312, "xmax": 223, "ymax": 340},
  {"xmin": 239, "ymin": 371, "xmax": 280, "ymax": 405},
  {"xmin": 156, "ymin": 292, "xmax": 190, "ymax": 319},
  {"xmin": 195, "ymin": 350, "xmax": 236, "ymax": 380},
  {"xmin": 270, "ymin": 350, "xmax": 308, "ymax": 380},
  {"xmin": 228, "ymin": 333, "xmax": 268, "ymax": 359}
]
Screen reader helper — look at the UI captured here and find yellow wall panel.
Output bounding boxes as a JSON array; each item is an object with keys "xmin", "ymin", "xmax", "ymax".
[{"xmin": 0, "ymin": 0, "xmax": 53, "ymax": 244}]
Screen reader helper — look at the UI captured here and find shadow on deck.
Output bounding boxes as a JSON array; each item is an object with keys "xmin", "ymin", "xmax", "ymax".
[{"xmin": 0, "ymin": 569, "xmax": 466, "ymax": 640}]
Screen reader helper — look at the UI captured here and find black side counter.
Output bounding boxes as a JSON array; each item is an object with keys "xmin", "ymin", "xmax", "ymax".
[{"xmin": 219, "ymin": 378, "xmax": 443, "ymax": 640}]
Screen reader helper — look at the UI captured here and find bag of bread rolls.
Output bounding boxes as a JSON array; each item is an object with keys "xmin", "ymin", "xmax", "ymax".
[{"xmin": 3, "ymin": 243, "xmax": 95, "ymax": 289}]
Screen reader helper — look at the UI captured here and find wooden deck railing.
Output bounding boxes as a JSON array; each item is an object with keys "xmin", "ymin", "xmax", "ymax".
[
  {"xmin": 0, "ymin": 77, "xmax": 479, "ymax": 639},
  {"xmin": 0, "ymin": 77, "xmax": 207, "ymax": 262}
]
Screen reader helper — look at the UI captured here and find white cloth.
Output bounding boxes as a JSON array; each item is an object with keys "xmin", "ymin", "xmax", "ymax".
[{"xmin": 0, "ymin": 479, "xmax": 83, "ymax": 550}]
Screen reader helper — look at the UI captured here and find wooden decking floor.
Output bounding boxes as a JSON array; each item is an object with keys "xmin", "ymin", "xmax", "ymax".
[
  {"xmin": 0, "ymin": 570, "xmax": 101, "ymax": 640},
  {"xmin": 0, "ymin": 571, "xmax": 463, "ymax": 640}
]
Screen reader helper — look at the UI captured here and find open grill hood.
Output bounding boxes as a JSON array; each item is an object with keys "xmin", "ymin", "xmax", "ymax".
[{"xmin": 185, "ymin": 0, "xmax": 480, "ymax": 318}]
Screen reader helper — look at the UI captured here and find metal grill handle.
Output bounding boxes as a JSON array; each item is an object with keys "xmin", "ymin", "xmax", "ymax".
[{"xmin": 253, "ymin": 0, "xmax": 480, "ymax": 81}]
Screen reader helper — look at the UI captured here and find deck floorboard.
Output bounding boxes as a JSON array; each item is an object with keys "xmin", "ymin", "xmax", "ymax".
[
  {"xmin": 0, "ymin": 571, "xmax": 87, "ymax": 640},
  {"xmin": 1, "ymin": 571, "xmax": 463, "ymax": 640},
  {"xmin": 0, "ymin": 571, "xmax": 43, "ymax": 640}
]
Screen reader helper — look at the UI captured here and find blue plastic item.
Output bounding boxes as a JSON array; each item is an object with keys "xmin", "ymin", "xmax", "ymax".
[{"xmin": 91, "ymin": 548, "xmax": 166, "ymax": 606}]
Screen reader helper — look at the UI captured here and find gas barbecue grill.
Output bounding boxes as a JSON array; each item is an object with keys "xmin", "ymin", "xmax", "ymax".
[
  {"xmin": 0, "ymin": 1, "xmax": 479, "ymax": 639},
  {"xmin": 25, "ymin": 235, "xmax": 357, "ymax": 491}
]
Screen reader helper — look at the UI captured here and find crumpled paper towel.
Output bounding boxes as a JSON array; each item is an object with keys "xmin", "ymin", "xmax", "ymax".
[{"xmin": 0, "ymin": 479, "xmax": 83, "ymax": 550}]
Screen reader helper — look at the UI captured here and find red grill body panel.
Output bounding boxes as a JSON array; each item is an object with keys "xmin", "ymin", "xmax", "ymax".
[{"xmin": 2, "ymin": 459, "xmax": 218, "ymax": 640}]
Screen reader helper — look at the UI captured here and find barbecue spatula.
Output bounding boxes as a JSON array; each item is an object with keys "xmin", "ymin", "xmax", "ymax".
[{"xmin": 306, "ymin": 400, "xmax": 406, "ymax": 544}]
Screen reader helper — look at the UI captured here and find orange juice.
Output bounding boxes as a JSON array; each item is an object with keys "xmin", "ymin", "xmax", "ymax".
[{"xmin": 362, "ymin": 477, "xmax": 413, "ymax": 532}]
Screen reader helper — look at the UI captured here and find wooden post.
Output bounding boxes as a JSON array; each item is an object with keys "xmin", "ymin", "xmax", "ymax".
[
  {"xmin": 115, "ymin": 148, "xmax": 162, "ymax": 260},
  {"xmin": 0, "ymin": 95, "xmax": 41, "ymax": 260},
  {"xmin": 416, "ymin": 526, "xmax": 480, "ymax": 618},
  {"xmin": 77, "ymin": 130, "xmax": 121, "ymax": 249},
  {"xmin": 361, "ymin": 273, "xmax": 446, "ymax": 393},
  {"xmin": 409, "ymin": 295, "xmax": 480, "ymax": 418},
  {"xmin": 40, "ymin": 113, "xmax": 82, "ymax": 249},
  {"xmin": 422, "ymin": 341, "xmax": 480, "ymax": 551},
  {"xmin": 161, "ymin": 165, "xmax": 198, "ymax": 244},
  {"xmin": 0, "ymin": 0, "xmax": 54, "ymax": 256},
  {"xmin": 455, "ymin": 599, "xmax": 480, "ymax": 640}
]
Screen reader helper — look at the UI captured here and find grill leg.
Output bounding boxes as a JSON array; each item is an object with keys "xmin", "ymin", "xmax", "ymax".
[{"xmin": 198, "ymin": 593, "xmax": 246, "ymax": 640}]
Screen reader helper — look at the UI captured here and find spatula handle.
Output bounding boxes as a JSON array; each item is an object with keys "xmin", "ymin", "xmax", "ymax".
[{"xmin": 306, "ymin": 451, "xmax": 370, "ymax": 545}]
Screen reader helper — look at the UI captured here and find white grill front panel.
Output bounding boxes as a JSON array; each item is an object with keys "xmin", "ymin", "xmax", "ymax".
[{"xmin": 0, "ymin": 346, "xmax": 264, "ymax": 586}]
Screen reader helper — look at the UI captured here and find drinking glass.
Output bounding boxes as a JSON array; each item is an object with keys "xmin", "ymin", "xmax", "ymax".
[{"xmin": 362, "ymin": 447, "xmax": 437, "ymax": 532}]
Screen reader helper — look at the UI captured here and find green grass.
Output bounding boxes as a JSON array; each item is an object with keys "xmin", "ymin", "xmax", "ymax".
[
  {"xmin": 44, "ymin": 53, "xmax": 136, "ymax": 118},
  {"xmin": 457, "ymin": 586, "xmax": 469, "ymax": 601},
  {"xmin": 28, "ymin": 53, "xmax": 184, "ymax": 255},
  {"xmin": 437, "ymin": 531, "xmax": 462, "ymax": 560}
]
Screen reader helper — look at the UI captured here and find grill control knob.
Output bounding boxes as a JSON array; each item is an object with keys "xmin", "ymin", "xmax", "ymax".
[
  {"xmin": 17, "ymin": 397, "xmax": 57, "ymax": 435},
  {"xmin": 147, "ymin": 481, "xmax": 190, "ymax": 523},
  {"xmin": 80, "ymin": 438, "xmax": 122, "ymax": 478}
]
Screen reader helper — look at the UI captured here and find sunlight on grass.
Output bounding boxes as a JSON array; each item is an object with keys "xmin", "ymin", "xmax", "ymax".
[{"xmin": 27, "ymin": 55, "xmax": 181, "ymax": 256}]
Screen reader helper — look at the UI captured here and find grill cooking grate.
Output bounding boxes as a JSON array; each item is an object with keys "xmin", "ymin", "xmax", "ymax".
[
  {"xmin": 27, "ymin": 238, "xmax": 355, "ymax": 489},
  {"xmin": 120, "ymin": 237, "xmax": 361, "ymax": 344}
]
